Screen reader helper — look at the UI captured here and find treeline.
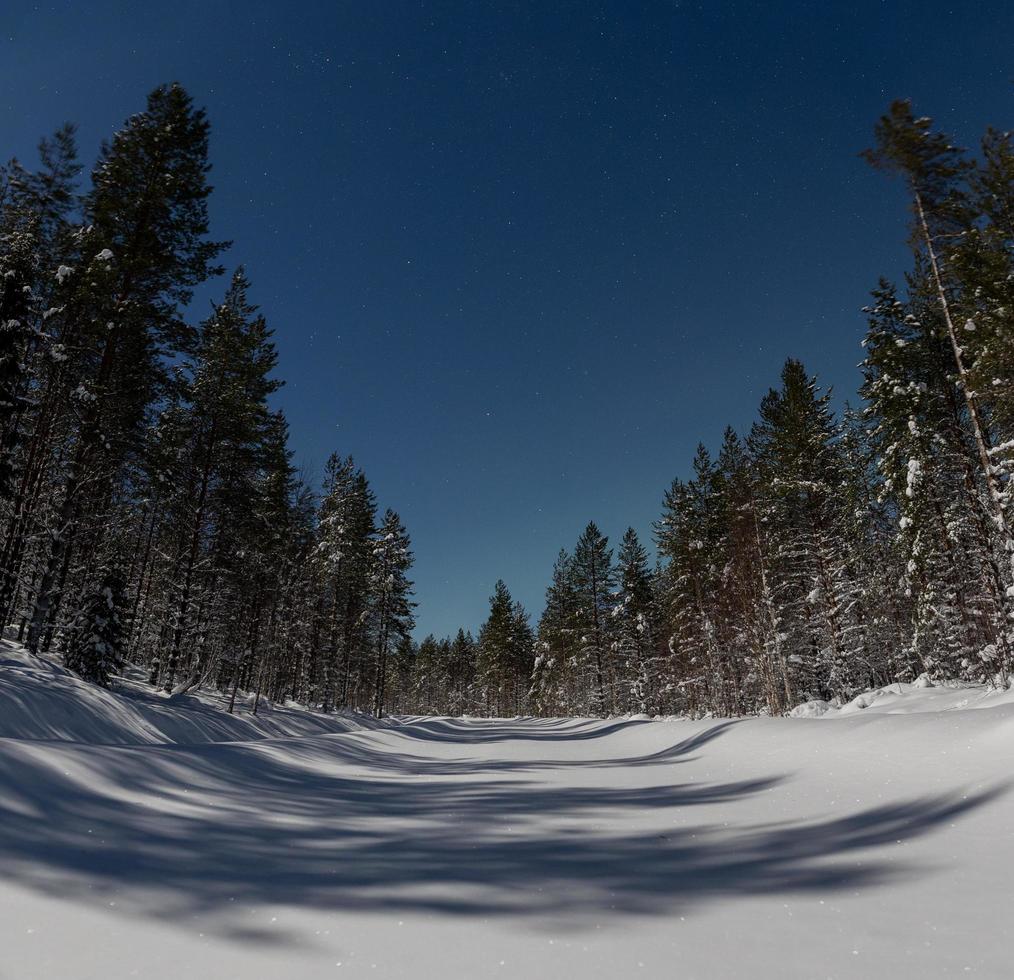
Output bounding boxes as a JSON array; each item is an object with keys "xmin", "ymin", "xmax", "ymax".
[
  {"xmin": 391, "ymin": 101, "xmax": 1014, "ymax": 718},
  {"xmin": 0, "ymin": 84, "xmax": 415, "ymax": 716},
  {"xmin": 5, "ymin": 92, "xmax": 1014, "ymax": 721}
]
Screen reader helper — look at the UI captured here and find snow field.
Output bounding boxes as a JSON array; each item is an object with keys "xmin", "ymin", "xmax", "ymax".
[{"xmin": 1, "ymin": 640, "xmax": 1012, "ymax": 979}]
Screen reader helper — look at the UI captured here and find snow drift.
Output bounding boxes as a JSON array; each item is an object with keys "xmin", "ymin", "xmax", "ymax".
[{"xmin": 0, "ymin": 639, "xmax": 380, "ymax": 745}]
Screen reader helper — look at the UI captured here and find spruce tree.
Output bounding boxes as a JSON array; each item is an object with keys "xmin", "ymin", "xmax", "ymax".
[
  {"xmin": 713, "ymin": 426, "xmax": 787, "ymax": 713},
  {"xmin": 476, "ymin": 580, "xmax": 533, "ymax": 716},
  {"xmin": 571, "ymin": 522, "xmax": 615, "ymax": 714},
  {"xmin": 531, "ymin": 549, "xmax": 579, "ymax": 714},
  {"xmin": 369, "ymin": 509, "xmax": 415, "ymax": 718},
  {"xmin": 314, "ymin": 454, "xmax": 377, "ymax": 710},
  {"xmin": 447, "ymin": 628, "xmax": 478, "ymax": 714},
  {"xmin": 656, "ymin": 445, "xmax": 738, "ymax": 714},
  {"xmin": 748, "ymin": 360, "xmax": 858, "ymax": 699},
  {"xmin": 64, "ymin": 567, "xmax": 128, "ymax": 686},
  {"xmin": 412, "ymin": 634, "xmax": 445, "ymax": 714},
  {"xmin": 611, "ymin": 528, "xmax": 658, "ymax": 713}
]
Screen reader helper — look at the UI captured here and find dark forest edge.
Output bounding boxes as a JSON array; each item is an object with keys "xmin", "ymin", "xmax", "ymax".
[{"xmin": 2, "ymin": 88, "xmax": 1013, "ymax": 718}]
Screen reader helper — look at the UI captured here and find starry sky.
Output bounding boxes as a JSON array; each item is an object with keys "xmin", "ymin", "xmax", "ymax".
[{"xmin": 3, "ymin": 1, "xmax": 1012, "ymax": 637}]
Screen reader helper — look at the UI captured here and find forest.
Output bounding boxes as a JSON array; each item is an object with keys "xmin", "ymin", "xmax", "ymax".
[{"xmin": 3, "ymin": 86, "xmax": 1013, "ymax": 719}]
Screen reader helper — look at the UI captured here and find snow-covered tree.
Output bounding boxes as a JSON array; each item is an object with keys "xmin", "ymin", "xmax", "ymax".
[
  {"xmin": 611, "ymin": 528, "xmax": 660, "ymax": 713},
  {"xmin": 571, "ymin": 522, "xmax": 616, "ymax": 715},
  {"xmin": 64, "ymin": 567, "xmax": 128, "ymax": 686},
  {"xmin": 477, "ymin": 580, "xmax": 534, "ymax": 716},
  {"xmin": 369, "ymin": 509, "xmax": 415, "ymax": 718},
  {"xmin": 531, "ymin": 550, "xmax": 579, "ymax": 714}
]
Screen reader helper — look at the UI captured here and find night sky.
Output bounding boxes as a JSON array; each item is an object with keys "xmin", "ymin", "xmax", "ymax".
[{"xmin": 3, "ymin": 2, "xmax": 1012, "ymax": 637}]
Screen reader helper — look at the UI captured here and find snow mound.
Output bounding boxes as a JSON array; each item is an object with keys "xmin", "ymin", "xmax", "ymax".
[
  {"xmin": 840, "ymin": 687, "xmax": 891, "ymax": 712},
  {"xmin": 789, "ymin": 698, "xmax": 837, "ymax": 718},
  {"xmin": 835, "ymin": 680, "xmax": 1014, "ymax": 715},
  {"xmin": 0, "ymin": 639, "xmax": 380, "ymax": 745}
]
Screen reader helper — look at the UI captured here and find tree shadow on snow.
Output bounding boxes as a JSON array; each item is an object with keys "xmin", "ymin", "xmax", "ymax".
[
  {"xmin": 290, "ymin": 720, "xmax": 740, "ymax": 776},
  {"xmin": 0, "ymin": 718, "xmax": 1004, "ymax": 944},
  {"xmin": 388, "ymin": 715, "xmax": 656, "ymax": 744}
]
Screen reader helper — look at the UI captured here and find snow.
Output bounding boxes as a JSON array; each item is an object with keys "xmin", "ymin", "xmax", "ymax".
[
  {"xmin": 788, "ymin": 698, "xmax": 835, "ymax": 718},
  {"xmin": 2, "ymin": 639, "xmax": 1014, "ymax": 979}
]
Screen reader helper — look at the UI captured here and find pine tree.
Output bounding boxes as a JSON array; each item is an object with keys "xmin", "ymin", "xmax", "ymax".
[
  {"xmin": 955, "ymin": 130, "xmax": 1014, "ymax": 632},
  {"xmin": 958, "ymin": 128, "xmax": 1014, "ymax": 429}
]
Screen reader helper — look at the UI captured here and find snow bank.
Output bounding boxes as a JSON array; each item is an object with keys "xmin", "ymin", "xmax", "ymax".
[
  {"xmin": 9, "ymin": 633, "xmax": 1012, "ymax": 748},
  {"xmin": 834, "ymin": 679, "xmax": 1014, "ymax": 716},
  {"xmin": 784, "ymin": 677, "xmax": 1014, "ymax": 720},
  {"xmin": 0, "ymin": 639, "xmax": 379, "ymax": 745},
  {"xmin": 788, "ymin": 698, "xmax": 836, "ymax": 717}
]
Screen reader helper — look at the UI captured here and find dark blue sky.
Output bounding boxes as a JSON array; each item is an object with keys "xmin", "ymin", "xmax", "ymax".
[{"xmin": 3, "ymin": 2, "xmax": 1012, "ymax": 637}]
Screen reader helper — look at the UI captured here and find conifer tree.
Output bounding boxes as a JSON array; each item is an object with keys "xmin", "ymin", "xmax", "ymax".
[
  {"xmin": 571, "ymin": 522, "xmax": 615, "ymax": 714},
  {"xmin": 477, "ymin": 581, "xmax": 535, "ymax": 715},
  {"xmin": 64, "ymin": 567, "xmax": 128, "ymax": 686},
  {"xmin": 656, "ymin": 445, "xmax": 734, "ymax": 713},
  {"xmin": 313, "ymin": 454, "xmax": 376, "ymax": 710},
  {"xmin": 611, "ymin": 528, "xmax": 658, "ymax": 713},
  {"xmin": 0, "ymin": 125, "xmax": 81, "ymax": 623},
  {"xmin": 369, "ymin": 509, "xmax": 415, "ymax": 718},
  {"xmin": 712, "ymin": 427, "xmax": 786, "ymax": 713},
  {"xmin": 412, "ymin": 634, "xmax": 446, "ymax": 714},
  {"xmin": 154, "ymin": 268, "xmax": 280, "ymax": 691},
  {"xmin": 0, "ymin": 230, "xmax": 32, "ymax": 499},
  {"xmin": 531, "ymin": 549, "xmax": 579, "ymax": 713},
  {"xmin": 748, "ymin": 360, "xmax": 860, "ymax": 699},
  {"xmin": 26, "ymin": 83, "xmax": 226, "ymax": 653},
  {"xmin": 447, "ymin": 628, "xmax": 478, "ymax": 714},
  {"xmin": 863, "ymin": 104, "xmax": 1014, "ymax": 649}
]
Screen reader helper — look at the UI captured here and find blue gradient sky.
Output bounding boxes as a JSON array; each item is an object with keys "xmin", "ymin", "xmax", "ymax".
[{"xmin": 3, "ymin": 1, "xmax": 1012, "ymax": 637}]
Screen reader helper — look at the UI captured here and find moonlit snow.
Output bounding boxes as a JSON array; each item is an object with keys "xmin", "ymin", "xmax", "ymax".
[{"xmin": 2, "ymin": 639, "xmax": 1012, "ymax": 979}]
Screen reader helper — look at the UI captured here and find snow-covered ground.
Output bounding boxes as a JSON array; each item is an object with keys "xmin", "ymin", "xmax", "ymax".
[{"xmin": 2, "ymin": 640, "xmax": 1013, "ymax": 979}]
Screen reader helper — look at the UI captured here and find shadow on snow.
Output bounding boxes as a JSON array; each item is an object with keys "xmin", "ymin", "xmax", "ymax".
[{"xmin": 0, "ymin": 717, "xmax": 1002, "ymax": 943}]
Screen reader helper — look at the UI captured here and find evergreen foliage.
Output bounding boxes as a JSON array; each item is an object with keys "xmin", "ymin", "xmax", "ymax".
[
  {"xmin": 64, "ymin": 567, "xmax": 128, "ymax": 686},
  {"xmin": 476, "ymin": 581, "xmax": 533, "ymax": 716}
]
